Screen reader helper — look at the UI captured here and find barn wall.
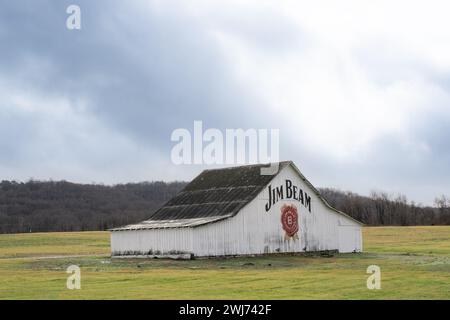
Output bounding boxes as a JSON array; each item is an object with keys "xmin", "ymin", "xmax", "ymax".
[
  {"xmin": 110, "ymin": 227, "xmax": 193, "ymax": 256},
  {"xmin": 193, "ymin": 165, "xmax": 362, "ymax": 256}
]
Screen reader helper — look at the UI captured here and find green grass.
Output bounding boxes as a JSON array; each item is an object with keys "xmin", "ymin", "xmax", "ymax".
[
  {"xmin": 0, "ymin": 232, "xmax": 109, "ymax": 259},
  {"xmin": 0, "ymin": 226, "xmax": 449, "ymax": 299}
]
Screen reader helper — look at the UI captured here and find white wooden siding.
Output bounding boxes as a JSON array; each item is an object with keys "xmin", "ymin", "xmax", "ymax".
[{"xmin": 111, "ymin": 227, "xmax": 193, "ymax": 255}]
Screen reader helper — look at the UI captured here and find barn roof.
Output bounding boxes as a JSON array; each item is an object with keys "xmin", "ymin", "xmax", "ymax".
[{"xmin": 111, "ymin": 161, "xmax": 362, "ymax": 231}]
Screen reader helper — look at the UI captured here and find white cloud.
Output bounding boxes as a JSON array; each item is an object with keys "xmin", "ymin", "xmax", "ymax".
[{"xmin": 198, "ymin": 0, "xmax": 450, "ymax": 161}]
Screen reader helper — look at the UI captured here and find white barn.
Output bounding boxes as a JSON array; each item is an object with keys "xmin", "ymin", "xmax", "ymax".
[{"xmin": 110, "ymin": 161, "xmax": 363, "ymax": 258}]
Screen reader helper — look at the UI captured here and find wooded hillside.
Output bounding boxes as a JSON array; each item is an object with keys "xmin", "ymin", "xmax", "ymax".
[{"xmin": 0, "ymin": 180, "xmax": 186, "ymax": 233}]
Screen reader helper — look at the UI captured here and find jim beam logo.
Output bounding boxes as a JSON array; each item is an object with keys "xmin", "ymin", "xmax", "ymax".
[{"xmin": 281, "ymin": 204, "xmax": 299, "ymax": 240}]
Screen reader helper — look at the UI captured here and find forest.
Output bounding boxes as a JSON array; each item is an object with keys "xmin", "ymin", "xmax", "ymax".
[
  {"xmin": 320, "ymin": 188, "xmax": 450, "ymax": 226},
  {"xmin": 0, "ymin": 180, "xmax": 449, "ymax": 234},
  {"xmin": 0, "ymin": 180, "xmax": 186, "ymax": 234}
]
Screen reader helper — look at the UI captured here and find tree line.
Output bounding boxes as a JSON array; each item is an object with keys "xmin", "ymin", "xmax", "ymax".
[
  {"xmin": 0, "ymin": 180, "xmax": 449, "ymax": 234},
  {"xmin": 319, "ymin": 188, "xmax": 450, "ymax": 226},
  {"xmin": 0, "ymin": 180, "xmax": 186, "ymax": 234}
]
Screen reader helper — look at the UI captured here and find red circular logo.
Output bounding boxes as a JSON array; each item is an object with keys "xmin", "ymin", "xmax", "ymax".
[{"xmin": 281, "ymin": 204, "xmax": 299, "ymax": 237}]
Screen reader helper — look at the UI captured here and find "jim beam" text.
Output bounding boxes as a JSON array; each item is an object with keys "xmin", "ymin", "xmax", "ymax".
[{"xmin": 265, "ymin": 179, "xmax": 312, "ymax": 213}]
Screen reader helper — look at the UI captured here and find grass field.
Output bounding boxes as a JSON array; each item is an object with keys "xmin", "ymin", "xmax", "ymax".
[{"xmin": 0, "ymin": 226, "xmax": 449, "ymax": 299}]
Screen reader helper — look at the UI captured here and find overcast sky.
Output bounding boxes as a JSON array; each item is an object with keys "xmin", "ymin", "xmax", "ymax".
[{"xmin": 1, "ymin": 0, "xmax": 450, "ymax": 205}]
